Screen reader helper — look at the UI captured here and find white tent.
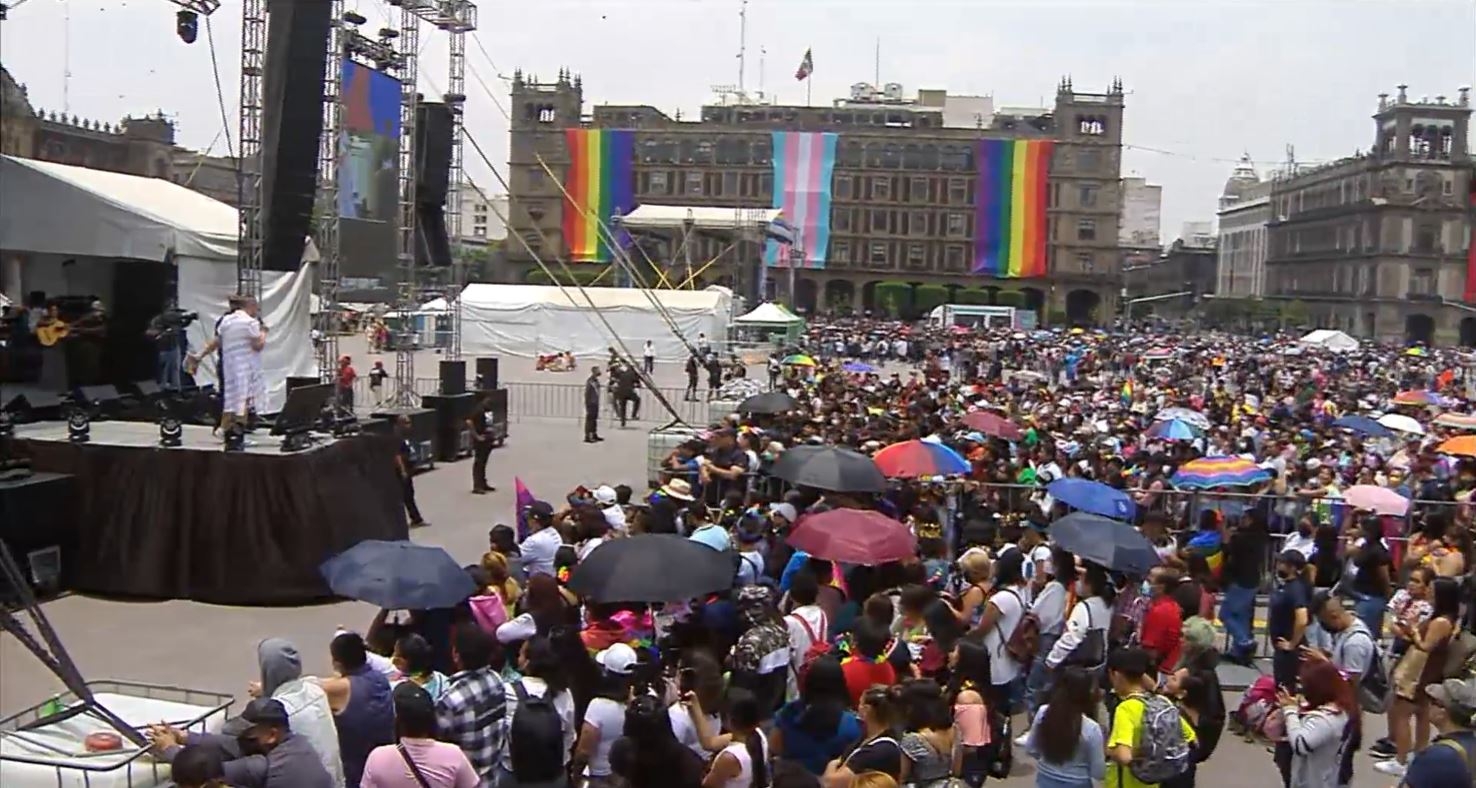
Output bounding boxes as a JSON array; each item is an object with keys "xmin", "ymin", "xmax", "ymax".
[
  {"xmin": 1298, "ymin": 329, "xmax": 1359, "ymax": 353},
  {"xmin": 0, "ymin": 155, "xmax": 313, "ymax": 410},
  {"xmin": 734, "ymin": 302, "xmax": 803, "ymax": 326},
  {"xmin": 459, "ymin": 283, "xmax": 731, "ymax": 361}
]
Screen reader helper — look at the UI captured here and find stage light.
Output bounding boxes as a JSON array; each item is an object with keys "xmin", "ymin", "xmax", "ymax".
[
  {"xmin": 343, "ymin": 10, "xmax": 367, "ymax": 25},
  {"xmin": 223, "ymin": 422, "xmax": 245, "ymax": 452},
  {"xmin": 158, "ymin": 415, "xmax": 183, "ymax": 448},
  {"xmin": 176, "ymin": 10, "xmax": 198, "ymax": 44},
  {"xmin": 66, "ymin": 409, "xmax": 90, "ymax": 444}
]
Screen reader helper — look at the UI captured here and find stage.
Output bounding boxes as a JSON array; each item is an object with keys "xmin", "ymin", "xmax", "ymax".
[{"xmin": 10, "ymin": 421, "xmax": 408, "ymax": 605}]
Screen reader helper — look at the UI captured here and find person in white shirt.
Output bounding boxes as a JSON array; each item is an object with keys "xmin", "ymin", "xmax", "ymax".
[
  {"xmin": 1045, "ymin": 562, "xmax": 1113, "ymax": 672},
  {"xmin": 1281, "ymin": 515, "xmax": 1318, "ymax": 561},
  {"xmin": 782, "ymin": 571, "xmax": 829, "ymax": 701},
  {"xmin": 734, "ymin": 525, "xmax": 767, "ymax": 587},
  {"xmin": 496, "ymin": 637, "xmax": 576, "ymax": 786},
  {"xmin": 518, "ymin": 501, "xmax": 563, "ymax": 577},
  {"xmin": 574, "ymin": 644, "xmax": 637, "ymax": 785},
  {"xmin": 975, "ymin": 550, "xmax": 1028, "ymax": 715},
  {"xmin": 1014, "ymin": 547, "xmax": 1069, "ymax": 746},
  {"xmin": 641, "ymin": 340, "xmax": 655, "ymax": 374}
]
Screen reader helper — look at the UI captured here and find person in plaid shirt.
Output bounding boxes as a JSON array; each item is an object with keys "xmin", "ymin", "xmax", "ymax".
[{"xmin": 434, "ymin": 624, "xmax": 506, "ymax": 786}]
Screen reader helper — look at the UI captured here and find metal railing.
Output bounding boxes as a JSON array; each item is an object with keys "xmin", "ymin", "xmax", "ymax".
[{"xmin": 351, "ymin": 377, "xmax": 722, "ymax": 425}]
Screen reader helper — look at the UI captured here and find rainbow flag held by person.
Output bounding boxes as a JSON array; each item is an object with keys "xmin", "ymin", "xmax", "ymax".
[
  {"xmin": 514, "ymin": 477, "xmax": 537, "ymax": 541},
  {"xmin": 1121, "ymin": 379, "xmax": 1134, "ymax": 404},
  {"xmin": 1185, "ymin": 528, "xmax": 1224, "ymax": 581},
  {"xmin": 764, "ymin": 131, "xmax": 839, "ymax": 269},
  {"xmin": 973, "ymin": 139, "xmax": 1053, "ymax": 278},
  {"xmin": 561, "ymin": 129, "xmax": 636, "ymax": 262}
]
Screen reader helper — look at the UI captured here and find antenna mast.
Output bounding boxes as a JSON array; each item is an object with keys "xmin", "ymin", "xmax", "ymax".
[
  {"xmin": 758, "ymin": 45, "xmax": 766, "ymax": 103},
  {"xmin": 874, "ymin": 37, "xmax": 880, "ymax": 88},
  {"xmin": 737, "ymin": 0, "xmax": 748, "ymax": 100}
]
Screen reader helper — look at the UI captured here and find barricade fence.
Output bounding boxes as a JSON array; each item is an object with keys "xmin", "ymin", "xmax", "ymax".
[{"xmin": 350, "ymin": 378, "xmax": 715, "ymax": 425}]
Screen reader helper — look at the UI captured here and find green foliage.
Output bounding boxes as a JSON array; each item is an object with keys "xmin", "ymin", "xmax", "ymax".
[
  {"xmin": 1048, "ymin": 308, "xmax": 1069, "ymax": 326},
  {"xmin": 875, "ymin": 281, "xmax": 911, "ymax": 318},
  {"xmin": 954, "ymin": 287, "xmax": 991, "ymax": 305},
  {"xmin": 995, "ymin": 290, "xmax": 1026, "ymax": 308},
  {"xmin": 914, "ymin": 284, "xmax": 950, "ymax": 313}
]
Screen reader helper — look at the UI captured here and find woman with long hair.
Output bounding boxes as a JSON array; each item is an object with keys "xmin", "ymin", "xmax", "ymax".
[
  {"xmin": 496, "ymin": 635, "xmax": 576, "ymax": 787},
  {"xmin": 773, "ymin": 656, "xmax": 862, "ymax": 775},
  {"xmin": 1374, "ymin": 575, "xmax": 1462, "ymax": 779},
  {"xmin": 685, "ymin": 687, "xmax": 772, "ymax": 788},
  {"xmin": 1162, "ymin": 672, "xmax": 1221, "ymax": 788},
  {"xmin": 610, "ymin": 694, "xmax": 707, "ymax": 788},
  {"xmin": 669, "ymin": 649, "xmax": 727, "ymax": 758},
  {"xmin": 496, "ymin": 574, "xmax": 574, "ymax": 646},
  {"xmin": 823, "ymin": 685, "xmax": 904, "ymax": 785},
  {"xmin": 1277, "ymin": 659, "xmax": 1357, "ymax": 788},
  {"xmin": 572, "ymin": 643, "xmax": 638, "ymax": 788},
  {"xmin": 947, "ymin": 637, "xmax": 993, "ymax": 786},
  {"xmin": 1024, "ymin": 667, "xmax": 1105, "ymax": 788},
  {"xmin": 897, "ymin": 679, "xmax": 955, "ymax": 788}
]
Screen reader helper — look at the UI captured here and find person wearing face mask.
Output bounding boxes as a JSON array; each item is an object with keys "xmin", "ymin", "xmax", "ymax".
[
  {"xmin": 1268, "ymin": 550, "xmax": 1313, "ymax": 692},
  {"xmin": 149, "ymin": 698, "xmax": 334, "ymax": 788},
  {"xmin": 1135, "ymin": 567, "xmax": 1184, "ymax": 685}
]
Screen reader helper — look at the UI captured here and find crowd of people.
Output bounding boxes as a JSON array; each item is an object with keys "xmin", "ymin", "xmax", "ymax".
[{"xmin": 155, "ymin": 318, "xmax": 1476, "ymax": 788}]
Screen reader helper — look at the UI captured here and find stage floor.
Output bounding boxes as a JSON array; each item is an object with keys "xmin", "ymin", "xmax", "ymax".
[{"xmin": 15, "ymin": 420, "xmax": 338, "ymax": 454}]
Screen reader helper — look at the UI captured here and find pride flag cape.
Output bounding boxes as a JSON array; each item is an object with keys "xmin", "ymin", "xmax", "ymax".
[{"xmin": 514, "ymin": 477, "xmax": 537, "ymax": 541}]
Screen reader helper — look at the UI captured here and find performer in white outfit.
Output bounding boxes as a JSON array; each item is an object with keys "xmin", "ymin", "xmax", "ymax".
[{"xmin": 190, "ymin": 295, "xmax": 268, "ymax": 439}]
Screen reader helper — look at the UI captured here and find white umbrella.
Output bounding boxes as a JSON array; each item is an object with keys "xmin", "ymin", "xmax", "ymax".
[{"xmin": 1377, "ymin": 413, "xmax": 1425, "ymax": 436}]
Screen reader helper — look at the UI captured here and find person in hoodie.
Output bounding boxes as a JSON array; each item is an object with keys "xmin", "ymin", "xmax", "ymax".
[
  {"xmin": 148, "ymin": 698, "xmax": 334, "ymax": 788},
  {"xmin": 242, "ymin": 638, "xmax": 345, "ymax": 787}
]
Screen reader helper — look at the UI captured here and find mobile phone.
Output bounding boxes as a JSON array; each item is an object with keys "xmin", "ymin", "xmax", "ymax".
[{"xmin": 678, "ymin": 667, "xmax": 696, "ymax": 694}]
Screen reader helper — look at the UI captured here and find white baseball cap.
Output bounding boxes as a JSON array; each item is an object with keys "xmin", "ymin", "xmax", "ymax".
[
  {"xmin": 592, "ymin": 485, "xmax": 618, "ymax": 506},
  {"xmin": 595, "ymin": 643, "xmax": 638, "ymax": 675}
]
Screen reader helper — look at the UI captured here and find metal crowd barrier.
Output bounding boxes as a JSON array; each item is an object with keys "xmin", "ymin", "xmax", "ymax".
[{"xmin": 350, "ymin": 377, "xmax": 716, "ymax": 425}]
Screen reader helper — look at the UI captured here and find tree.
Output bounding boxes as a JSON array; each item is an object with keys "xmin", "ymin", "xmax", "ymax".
[
  {"xmin": 914, "ymin": 284, "xmax": 950, "ymax": 314},
  {"xmin": 875, "ymin": 281, "xmax": 911, "ymax": 319},
  {"xmin": 995, "ymin": 290, "xmax": 1026, "ymax": 308},
  {"xmin": 955, "ymin": 287, "xmax": 991, "ymax": 305},
  {"xmin": 1277, "ymin": 299, "xmax": 1310, "ymax": 329}
]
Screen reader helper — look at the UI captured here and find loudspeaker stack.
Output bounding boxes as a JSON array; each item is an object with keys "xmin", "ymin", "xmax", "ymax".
[{"xmin": 260, "ymin": 0, "xmax": 332, "ymax": 272}]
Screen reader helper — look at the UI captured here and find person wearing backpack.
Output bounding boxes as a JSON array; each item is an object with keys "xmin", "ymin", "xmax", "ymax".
[
  {"xmin": 974, "ymin": 550, "xmax": 1031, "ymax": 722},
  {"xmin": 1401, "ymin": 677, "xmax": 1476, "ymax": 788},
  {"xmin": 1104, "ymin": 647, "xmax": 1195, "ymax": 788},
  {"xmin": 1275, "ymin": 659, "xmax": 1357, "ymax": 788},
  {"xmin": 785, "ymin": 571, "xmax": 831, "ymax": 702},
  {"xmin": 497, "ymin": 637, "xmax": 575, "ymax": 788}
]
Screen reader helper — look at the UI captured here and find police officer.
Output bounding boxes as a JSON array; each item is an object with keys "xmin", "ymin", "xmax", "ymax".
[{"xmin": 584, "ymin": 366, "xmax": 604, "ymax": 443}]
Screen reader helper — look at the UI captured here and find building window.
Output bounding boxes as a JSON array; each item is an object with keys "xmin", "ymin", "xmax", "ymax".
[
  {"xmin": 870, "ymin": 209, "xmax": 888, "ymax": 233},
  {"xmin": 833, "ymin": 208, "xmax": 852, "ymax": 232},
  {"xmin": 650, "ymin": 171, "xmax": 669, "ymax": 194},
  {"xmin": 873, "ymin": 176, "xmax": 891, "ymax": 200},
  {"xmin": 911, "ymin": 211, "xmax": 930, "ymax": 236},
  {"xmin": 832, "ymin": 241, "xmax": 851, "ymax": 264},
  {"xmin": 684, "ymin": 171, "xmax": 703, "ymax": 195},
  {"xmin": 1414, "ymin": 223, "xmax": 1439, "ymax": 253},
  {"xmin": 945, "ymin": 244, "xmax": 965, "ymax": 270},
  {"xmin": 537, "ymin": 106, "xmax": 556, "ymax": 123},
  {"xmin": 473, "ymin": 226, "xmax": 487, "ymax": 238},
  {"xmin": 1078, "ymin": 149, "xmax": 1101, "ymax": 173},
  {"xmin": 907, "ymin": 242, "xmax": 927, "ymax": 267},
  {"xmin": 948, "ymin": 178, "xmax": 968, "ymax": 205},
  {"xmin": 528, "ymin": 169, "xmax": 545, "ymax": 190},
  {"xmin": 1412, "ymin": 267, "xmax": 1435, "ymax": 295},
  {"xmin": 758, "ymin": 172, "xmax": 773, "ymax": 195},
  {"xmin": 522, "ymin": 231, "xmax": 543, "ymax": 253},
  {"xmin": 695, "ymin": 140, "xmax": 715, "ymax": 163},
  {"xmin": 870, "ymin": 241, "xmax": 888, "ymax": 265},
  {"xmin": 835, "ymin": 175, "xmax": 853, "ymax": 199},
  {"xmin": 1078, "ymin": 116, "xmax": 1106, "ymax": 135},
  {"xmin": 1079, "ymin": 184, "xmax": 1098, "ymax": 208},
  {"xmin": 1076, "ymin": 252, "xmax": 1094, "ymax": 272},
  {"xmin": 946, "ymin": 212, "xmax": 966, "ymax": 237},
  {"xmin": 910, "ymin": 176, "xmax": 929, "ymax": 201},
  {"xmin": 1077, "ymin": 218, "xmax": 1097, "ymax": 241},
  {"xmin": 721, "ymin": 172, "xmax": 739, "ymax": 196}
]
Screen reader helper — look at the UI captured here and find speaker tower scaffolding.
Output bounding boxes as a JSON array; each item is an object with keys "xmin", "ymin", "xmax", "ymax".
[{"xmin": 236, "ymin": 0, "xmax": 267, "ymax": 298}]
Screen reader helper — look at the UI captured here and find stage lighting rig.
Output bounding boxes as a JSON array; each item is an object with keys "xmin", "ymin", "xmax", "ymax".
[
  {"xmin": 158, "ymin": 412, "xmax": 183, "ymax": 448},
  {"xmin": 343, "ymin": 10, "xmax": 368, "ymax": 26},
  {"xmin": 344, "ymin": 29, "xmax": 402, "ymax": 72},
  {"xmin": 65, "ymin": 408, "xmax": 90, "ymax": 444},
  {"xmin": 164, "ymin": 2, "xmax": 218, "ymax": 45}
]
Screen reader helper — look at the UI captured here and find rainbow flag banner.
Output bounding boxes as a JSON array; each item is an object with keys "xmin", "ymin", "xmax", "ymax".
[
  {"xmin": 764, "ymin": 131, "xmax": 838, "ymax": 269},
  {"xmin": 561, "ymin": 129, "xmax": 636, "ymax": 262},
  {"xmin": 973, "ymin": 139, "xmax": 1053, "ymax": 278}
]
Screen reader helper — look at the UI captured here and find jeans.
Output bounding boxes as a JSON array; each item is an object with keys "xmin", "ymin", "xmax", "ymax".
[
  {"xmin": 1352, "ymin": 594, "xmax": 1388, "ymax": 639},
  {"xmin": 642, "ymin": 357, "xmax": 654, "ymax": 374},
  {"xmin": 1220, "ymin": 583, "xmax": 1258, "ymax": 659},
  {"xmin": 1024, "ymin": 633, "xmax": 1060, "ymax": 720},
  {"xmin": 157, "ymin": 348, "xmax": 181, "ymax": 389},
  {"xmin": 400, "ymin": 473, "xmax": 424, "ymax": 525}
]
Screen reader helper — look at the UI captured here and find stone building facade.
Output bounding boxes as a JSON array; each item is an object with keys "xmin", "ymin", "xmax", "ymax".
[
  {"xmin": 1265, "ymin": 86, "xmax": 1475, "ymax": 346},
  {"xmin": 504, "ymin": 71, "xmax": 1126, "ymax": 324},
  {"xmin": 1216, "ymin": 156, "xmax": 1273, "ymax": 298}
]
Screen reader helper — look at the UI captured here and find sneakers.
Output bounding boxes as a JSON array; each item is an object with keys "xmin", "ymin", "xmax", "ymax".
[
  {"xmin": 1372, "ymin": 760, "xmax": 1406, "ymax": 777},
  {"xmin": 1013, "ymin": 732, "xmax": 1030, "ymax": 748},
  {"xmin": 1368, "ymin": 738, "xmax": 1396, "ymax": 760}
]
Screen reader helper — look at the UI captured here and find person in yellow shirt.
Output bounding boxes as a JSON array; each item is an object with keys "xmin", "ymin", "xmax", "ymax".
[{"xmin": 1105, "ymin": 647, "xmax": 1198, "ymax": 788}]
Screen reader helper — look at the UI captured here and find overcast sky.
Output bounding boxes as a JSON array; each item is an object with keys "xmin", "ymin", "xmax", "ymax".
[{"xmin": 3, "ymin": 0, "xmax": 1474, "ymax": 236}]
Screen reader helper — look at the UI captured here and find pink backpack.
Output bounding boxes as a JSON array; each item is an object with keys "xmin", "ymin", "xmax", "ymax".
[{"xmin": 468, "ymin": 592, "xmax": 509, "ymax": 633}]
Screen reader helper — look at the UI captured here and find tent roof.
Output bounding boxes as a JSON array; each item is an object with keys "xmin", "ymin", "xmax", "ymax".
[
  {"xmin": 618, "ymin": 204, "xmax": 781, "ymax": 233},
  {"xmin": 735, "ymin": 302, "xmax": 803, "ymax": 325},
  {"xmin": 419, "ymin": 297, "xmax": 451, "ymax": 312},
  {"xmin": 1299, "ymin": 329, "xmax": 1358, "ymax": 350},
  {"xmin": 460, "ymin": 283, "xmax": 728, "ymax": 312},
  {"xmin": 0, "ymin": 154, "xmax": 238, "ymax": 263}
]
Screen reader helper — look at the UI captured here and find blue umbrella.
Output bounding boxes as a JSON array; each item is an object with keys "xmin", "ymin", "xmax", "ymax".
[
  {"xmin": 1332, "ymin": 414, "xmax": 1393, "ymax": 438},
  {"xmin": 842, "ymin": 361, "xmax": 877, "ymax": 374},
  {"xmin": 1046, "ymin": 477, "xmax": 1137, "ymax": 521},
  {"xmin": 1050, "ymin": 512, "xmax": 1159, "ymax": 575},
  {"xmin": 320, "ymin": 540, "xmax": 477, "ymax": 610},
  {"xmin": 1145, "ymin": 419, "xmax": 1200, "ymax": 442}
]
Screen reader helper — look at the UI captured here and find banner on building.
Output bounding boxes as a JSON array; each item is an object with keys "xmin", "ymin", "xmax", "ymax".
[
  {"xmin": 973, "ymin": 139, "xmax": 1053, "ymax": 278},
  {"xmin": 765, "ymin": 131, "xmax": 839, "ymax": 269},
  {"xmin": 1465, "ymin": 178, "xmax": 1476, "ymax": 303},
  {"xmin": 561, "ymin": 129, "xmax": 636, "ymax": 262}
]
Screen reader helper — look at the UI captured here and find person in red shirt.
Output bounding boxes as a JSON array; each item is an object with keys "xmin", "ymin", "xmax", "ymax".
[
  {"xmin": 1137, "ymin": 567, "xmax": 1184, "ymax": 681},
  {"xmin": 336, "ymin": 355, "xmax": 358, "ymax": 412},
  {"xmin": 841, "ymin": 619, "xmax": 897, "ymax": 707}
]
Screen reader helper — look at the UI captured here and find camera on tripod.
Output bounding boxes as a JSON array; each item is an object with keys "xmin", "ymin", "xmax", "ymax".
[{"xmin": 159, "ymin": 308, "xmax": 200, "ymax": 329}]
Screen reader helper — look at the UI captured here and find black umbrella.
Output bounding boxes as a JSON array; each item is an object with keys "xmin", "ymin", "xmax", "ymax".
[
  {"xmin": 568, "ymin": 534, "xmax": 737, "ymax": 603},
  {"xmin": 737, "ymin": 390, "xmax": 799, "ymax": 415},
  {"xmin": 769, "ymin": 444, "xmax": 888, "ymax": 493},
  {"xmin": 1049, "ymin": 512, "xmax": 1160, "ymax": 575},
  {"xmin": 320, "ymin": 540, "xmax": 477, "ymax": 610}
]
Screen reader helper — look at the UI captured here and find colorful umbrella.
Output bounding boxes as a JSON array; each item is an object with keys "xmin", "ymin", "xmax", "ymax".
[
  {"xmin": 769, "ymin": 445, "xmax": 888, "ymax": 492},
  {"xmin": 1154, "ymin": 407, "xmax": 1211, "ymax": 431},
  {"xmin": 1343, "ymin": 485, "xmax": 1410, "ymax": 516},
  {"xmin": 1393, "ymin": 390, "xmax": 1446, "ymax": 407},
  {"xmin": 962, "ymin": 410, "xmax": 1025, "ymax": 441},
  {"xmin": 1437, "ymin": 435, "xmax": 1476, "ymax": 458},
  {"xmin": 841, "ymin": 361, "xmax": 877, "ymax": 374},
  {"xmin": 1046, "ymin": 478, "xmax": 1137, "ymax": 521},
  {"xmin": 872, "ymin": 440, "xmax": 971, "ymax": 478},
  {"xmin": 787, "ymin": 508, "xmax": 916, "ymax": 565},
  {"xmin": 1433, "ymin": 413, "xmax": 1476, "ymax": 431},
  {"xmin": 781, "ymin": 354, "xmax": 816, "ymax": 367},
  {"xmin": 1145, "ymin": 419, "xmax": 1201, "ymax": 442},
  {"xmin": 1170, "ymin": 457, "xmax": 1271, "ymax": 489},
  {"xmin": 1332, "ymin": 414, "xmax": 1393, "ymax": 438},
  {"xmin": 1377, "ymin": 413, "xmax": 1425, "ymax": 436}
]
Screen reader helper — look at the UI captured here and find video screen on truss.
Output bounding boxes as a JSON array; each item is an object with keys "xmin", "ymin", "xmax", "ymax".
[{"xmin": 338, "ymin": 61, "xmax": 400, "ymax": 293}]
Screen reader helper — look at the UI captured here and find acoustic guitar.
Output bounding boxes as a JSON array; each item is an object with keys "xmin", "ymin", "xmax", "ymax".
[{"xmin": 35, "ymin": 320, "xmax": 71, "ymax": 347}]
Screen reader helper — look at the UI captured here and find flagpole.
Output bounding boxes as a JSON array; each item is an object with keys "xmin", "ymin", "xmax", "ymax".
[{"xmin": 806, "ymin": 78, "xmax": 812, "ymax": 107}]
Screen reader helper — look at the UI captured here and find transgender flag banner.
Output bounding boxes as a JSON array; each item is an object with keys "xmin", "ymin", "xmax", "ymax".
[{"xmin": 764, "ymin": 131, "xmax": 839, "ymax": 269}]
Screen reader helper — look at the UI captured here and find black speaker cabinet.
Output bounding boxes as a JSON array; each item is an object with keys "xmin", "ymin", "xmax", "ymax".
[
  {"xmin": 0, "ymin": 472, "xmax": 79, "ymax": 602},
  {"xmin": 474, "ymin": 357, "xmax": 499, "ymax": 390},
  {"xmin": 438, "ymin": 360, "xmax": 466, "ymax": 395},
  {"xmin": 286, "ymin": 376, "xmax": 320, "ymax": 392},
  {"xmin": 421, "ymin": 393, "xmax": 475, "ymax": 462},
  {"xmin": 260, "ymin": 0, "xmax": 332, "ymax": 272}
]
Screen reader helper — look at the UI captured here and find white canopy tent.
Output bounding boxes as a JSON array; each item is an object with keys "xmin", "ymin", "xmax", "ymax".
[
  {"xmin": 0, "ymin": 155, "xmax": 313, "ymax": 410},
  {"xmin": 459, "ymin": 283, "xmax": 731, "ymax": 361},
  {"xmin": 1298, "ymin": 329, "xmax": 1359, "ymax": 353},
  {"xmin": 734, "ymin": 302, "xmax": 803, "ymax": 326}
]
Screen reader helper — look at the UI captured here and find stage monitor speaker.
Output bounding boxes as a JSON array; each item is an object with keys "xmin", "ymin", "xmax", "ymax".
[
  {"xmin": 421, "ymin": 393, "xmax": 475, "ymax": 462},
  {"xmin": 0, "ymin": 472, "xmax": 79, "ymax": 602},
  {"xmin": 438, "ymin": 360, "xmax": 466, "ymax": 395},
  {"xmin": 474, "ymin": 357, "xmax": 499, "ymax": 390},
  {"xmin": 414, "ymin": 103, "xmax": 453, "ymax": 206},
  {"xmin": 260, "ymin": 0, "xmax": 332, "ymax": 273}
]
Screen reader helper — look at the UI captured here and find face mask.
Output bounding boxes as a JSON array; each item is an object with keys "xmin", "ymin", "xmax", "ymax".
[
  {"xmin": 1139, "ymin": 580, "xmax": 1152, "ymax": 597},
  {"xmin": 1075, "ymin": 579, "xmax": 1089, "ymax": 597}
]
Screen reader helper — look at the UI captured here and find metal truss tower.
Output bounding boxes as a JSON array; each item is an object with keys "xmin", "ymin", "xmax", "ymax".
[
  {"xmin": 236, "ymin": 0, "xmax": 266, "ymax": 298},
  {"xmin": 314, "ymin": 0, "xmax": 346, "ymax": 381},
  {"xmin": 439, "ymin": 1, "xmax": 477, "ymax": 360},
  {"xmin": 392, "ymin": 3, "xmax": 421, "ymax": 406}
]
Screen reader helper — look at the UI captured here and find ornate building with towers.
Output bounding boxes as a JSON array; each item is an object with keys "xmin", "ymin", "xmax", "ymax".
[
  {"xmin": 1216, "ymin": 155, "xmax": 1273, "ymax": 298},
  {"xmin": 1265, "ymin": 85, "xmax": 1475, "ymax": 346},
  {"xmin": 504, "ymin": 69, "xmax": 1127, "ymax": 324}
]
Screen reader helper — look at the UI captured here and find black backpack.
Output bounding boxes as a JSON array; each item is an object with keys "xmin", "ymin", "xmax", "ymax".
[{"xmin": 509, "ymin": 681, "xmax": 565, "ymax": 782}]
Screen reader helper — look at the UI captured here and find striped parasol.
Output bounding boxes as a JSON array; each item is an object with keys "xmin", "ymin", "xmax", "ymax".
[
  {"xmin": 1433, "ymin": 413, "xmax": 1476, "ymax": 431},
  {"xmin": 1170, "ymin": 456, "xmax": 1272, "ymax": 489}
]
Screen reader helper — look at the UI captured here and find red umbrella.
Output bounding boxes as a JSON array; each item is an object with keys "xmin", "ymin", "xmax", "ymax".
[
  {"xmin": 787, "ymin": 508, "xmax": 917, "ymax": 566},
  {"xmin": 962, "ymin": 410, "xmax": 1025, "ymax": 441}
]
